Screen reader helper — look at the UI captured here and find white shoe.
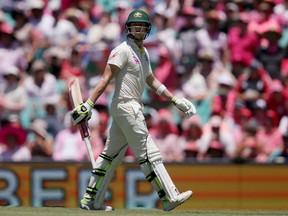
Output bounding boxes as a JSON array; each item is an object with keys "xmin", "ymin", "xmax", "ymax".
[
  {"xmin": 162, "ymin": 190, "xmax": 193, "ymax": 211},
  {"xmin": 80, "ymin": 197, "xmax": 114, "ymax": 211}
]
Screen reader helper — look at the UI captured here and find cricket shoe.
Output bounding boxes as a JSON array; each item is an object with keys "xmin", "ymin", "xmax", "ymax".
[
  {"xmin": 162, "ymin": 190, "xmax": 193, "ymax": 211},
  {"xmin": 80, "ymin": 197, "xmax": 114, "ymax": 211}
]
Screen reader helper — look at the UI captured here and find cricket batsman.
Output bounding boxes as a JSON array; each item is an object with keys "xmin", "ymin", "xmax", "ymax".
[{"xmin": 71, "ymin": 9, "xmax": 196, "ymax": 211}]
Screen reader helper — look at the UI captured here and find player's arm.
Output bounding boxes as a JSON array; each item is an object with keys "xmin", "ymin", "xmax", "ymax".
[
  {"xmin": 89, "ymin": 64, "xmax": 120, "ymax": 103},
  {"xmin": 71, "ymin": 64, "xmax": 120, "ymax": 125},
  {"xmin": 146, "ymin": 74, "xmax": 196, "ymax": 118},
  {"xmin": 146, "ymin": 73, "xmax": 174, "ymax": 101}
]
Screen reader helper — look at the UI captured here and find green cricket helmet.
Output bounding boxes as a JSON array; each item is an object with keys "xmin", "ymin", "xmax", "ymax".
[{"xmin": 125, "ymin": 9, "xmax": 151, "ymax": 40}]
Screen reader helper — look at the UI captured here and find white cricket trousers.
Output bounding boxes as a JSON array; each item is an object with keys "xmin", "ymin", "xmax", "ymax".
[{"xmin": 102, "ymin": 99, "xmax": 155, "ymax": 161}]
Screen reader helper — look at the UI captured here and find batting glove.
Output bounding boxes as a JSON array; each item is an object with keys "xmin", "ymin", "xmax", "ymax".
[
  {"xmin": 71, "ymin": 99, "xmax": 94, "ymax": 125},
  {"xmin": 171, "ymin": 96, "xmax": 196, "ymax": 119}
]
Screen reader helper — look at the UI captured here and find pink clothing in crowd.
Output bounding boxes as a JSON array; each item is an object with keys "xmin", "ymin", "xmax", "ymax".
[
  {"xmin": 52, "ymin": 128, "xmax": 88, "ymax": 161},
  {"xmin": 228, "ymin": 24, "xmax": 259, "ymax": 67}
]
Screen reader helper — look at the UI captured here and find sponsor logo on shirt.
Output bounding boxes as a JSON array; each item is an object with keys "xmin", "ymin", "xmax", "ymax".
[
  {"xmin": 110, "ymin": 51, "xmax": 119, "ymax": 59},
  {"xmin": 132, "ymin": 55, "xmax": 139, "ymax": 63}
]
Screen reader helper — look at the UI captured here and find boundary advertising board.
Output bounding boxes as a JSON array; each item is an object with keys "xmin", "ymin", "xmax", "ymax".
[{"xmin": 0, "ymin": 162, "xmax": 288, "ymax": 210}]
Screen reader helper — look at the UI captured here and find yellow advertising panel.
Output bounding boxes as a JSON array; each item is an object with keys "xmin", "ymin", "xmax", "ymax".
[{"xmin": 0, "ymin": 162, "xmax": 287, "ymax": 210}]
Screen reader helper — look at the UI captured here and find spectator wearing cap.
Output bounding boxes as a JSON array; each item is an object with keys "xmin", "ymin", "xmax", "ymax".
[
  {"xmin": 211, "ymin": 74, "xmax": 237, "ymax": 118},
  {"xmin": 266, "ymin": 79, "xmax": 288, "ymax": 120},
  {"xmin": 226, "ymin": 100, "xmax": 253, "ymax": 131},
  {"xmin": 27, "ymin": 118, "xmax": 54, "ymax": 160},
  {"xmin": 24, "ymin": 60, "xmax": 59, "ymax": 103},
  {"xmin": 22, "ymin": 60, "xmax": 60, "ymax": 125},
  {"xmin": 0, "ymin": 66, "xmax": 28, "ymax": 125},
  {"xmin": 59, "ymin": 46, "xmax": 86, "ymax": 82},
  {"xmin": 11, "ymin": 2, "xmax": 33, "ymax": 47},
  {"xmin": 233, "ymin": 119, "xmax": 265, "ymax": 163},
  {"xmin": 181, "ymin": 51, "xmax": 209, "ymax": 101},
  {"xmin": 199, "ymin": 114, "xmax": 236, "ymax": 161},
  {"xmin": 174, "ymin": 6, "xmax": 199, "ymax": 74},
  {"xmin": 27, "ymin": 0, "xmax": 54, "ymax": 40},
  {"xmin": 52, "ymin": 112, "xmax": 89, "ymax": 161},
  {"xmin": 274, "ymin": 0, "xmax": 288, "ymax": 25},
  {"xmin": 86, "ymin": 10, "xmax": 121, "ymax": 47},
  {"xmin": 228, "ymin": 12, "xmax": 260, "ymax": 77},
  {"xmin": 248, "ymin": 0, "xmax": 280, "ymax": 36},
  {"xmin": 222, "ymin": 2, "xmax": 240, "ymax": 33},
  {"xmin": 64, "ymin": 7, "xmax": 89, "ymax": 41},
  {"xmin": 151, "ymin": 44, "xmax": 178, "ymax": 107},
  {"xmin": 255, "ymin": 21, "xmax": 288, "ymax": 80},
  {"xmin": 251, "ymin": 98, "xmax": 268, "ymax": 128},
  {"xmin": 150, "ymin": 109, "xmax": 181, "ymax": 162},
  {"xmin": 0, "ymin": 22, "xmax": 28, "ymax": 84},
  {"xmin": 194, "ymin": 10, "xmax": 229, "ymax": 70},
  {"xmin": 154, "ymin": 0, "xmax": 179, "ymax": 22},
  {"xmin": 236, "ymin": 60, "xmax": 270, "ymax": 111},
  {"xmin": 85, "ymin": 10, "xmax": 121, "ymax": 83},
  {"xmin": 41, "ymin": 101, "xmax": 64, "ymax": 138},
  {"xmin": 256, "ymin": 110, "xmax": 284, "ymax": 162},
  {"xmin": 177, "ymin": 116, "xmax": 204, "ymax": 161},
  {"xmin": 46, "ymin": 2, "xmax": 80, "ymax": 49},
  {"xmin": 0, "ymin": 115, "xmax": 30, "ymax": 161},
  {"xmin": 180, "ymin": 49, "xmax": 228, "ymax": 123},
  {"xmin": 43, "ymin": 46, "xmax": 65, "ymax": 79}
]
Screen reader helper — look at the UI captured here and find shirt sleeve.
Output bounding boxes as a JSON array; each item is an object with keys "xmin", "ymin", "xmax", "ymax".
[{"xmin": 107, "ymin": 46, "xmax": 128, "ymax": 69}]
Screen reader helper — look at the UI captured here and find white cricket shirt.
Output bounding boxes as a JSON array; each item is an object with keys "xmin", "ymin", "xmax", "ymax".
[{"xmin": 107, "ymin": 38, "xmax": 152, "ymax": 100}]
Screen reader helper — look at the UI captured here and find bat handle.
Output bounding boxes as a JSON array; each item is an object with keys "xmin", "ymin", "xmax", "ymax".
[{"xmin": 79, "ymin": 120, "xmax": 90, "ymax": 139}]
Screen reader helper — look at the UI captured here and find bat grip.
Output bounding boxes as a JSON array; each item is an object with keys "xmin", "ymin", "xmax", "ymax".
[{"xmin": 79, "ymin": 120, "xmax": 90, "ymax": 139}]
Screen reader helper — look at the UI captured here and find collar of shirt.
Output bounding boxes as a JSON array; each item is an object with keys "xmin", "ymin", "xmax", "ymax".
[{"xmin": 127, "ymin": 37, "xmax": 144, "ymax": 54}]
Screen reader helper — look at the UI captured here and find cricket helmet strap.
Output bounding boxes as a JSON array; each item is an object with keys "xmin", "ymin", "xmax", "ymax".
[{"xmin": 125, "ymin": 9, "xmax": 151, "ymax": 40}]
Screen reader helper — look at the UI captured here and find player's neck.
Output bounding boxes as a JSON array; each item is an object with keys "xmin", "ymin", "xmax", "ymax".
[
  {"xmin": 135, "ymin": 40, "xmax": 143, "ymax": 48},
  {"xmin": 128, "ymin": 35, "xmax": 143, "ymax": 48}
]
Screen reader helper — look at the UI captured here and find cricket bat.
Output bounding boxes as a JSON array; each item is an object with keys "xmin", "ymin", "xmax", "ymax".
[{"xmin": 69, "ymin": 78, "xmax": 96, "ymax": 168}]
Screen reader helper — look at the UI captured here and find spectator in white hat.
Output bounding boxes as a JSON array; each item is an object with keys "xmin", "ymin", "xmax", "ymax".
[
  {"xmin": 0, "ymin": 65, "xmax": 28, "ymax": 125},
  {"xmin": 0, "ymin": 22, "xmax": 28, "ymax": 85}
]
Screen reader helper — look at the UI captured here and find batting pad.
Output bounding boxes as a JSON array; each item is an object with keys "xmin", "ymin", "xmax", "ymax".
[{"xmin": 144, "ymin": 136, "xmax": 179, "ymax": 202}]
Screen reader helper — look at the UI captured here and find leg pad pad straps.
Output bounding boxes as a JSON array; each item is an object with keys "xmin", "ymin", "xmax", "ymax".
[
  {"xmin": 146, "ymin": 171, "xmax": 157, "ymax": 182},
  {"xmin": 92, "ymin": 168, "xmax": 106, "ymax": 177},
  {"xmin": 86, "ymin": 187, "xmax": 97, "ymax": 196},
  {"xmin": 146, "ymin": 171, "xmax": 166, "ymax": 198},
  {"xmin": 146, "ymin": 143, "xmax": 179, "ymax": 202}
]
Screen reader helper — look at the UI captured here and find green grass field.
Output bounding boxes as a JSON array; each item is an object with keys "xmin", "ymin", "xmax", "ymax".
[{"xmin": 0, "ymin": 207, "xmax": 288, "ymax": 216}]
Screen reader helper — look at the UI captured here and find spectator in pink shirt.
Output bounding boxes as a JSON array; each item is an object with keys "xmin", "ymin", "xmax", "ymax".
[
  {"xmin": 248, "ymin": 0, "xmax": 280, "ymax": 35},
  {"xmin": 52, "ymin": 112, "xmax": 88, "ymax": 161},
  {"xmin": 151, "ymin": 44, "xmax": 178, "ymax": 105},
  {"xmin": 178, "ymin": 116, "xmax": 203, "ymax": 161},
  {"xmin": 257, "ymin": 110, "xmax": 284, "ymax": 162},
  {"xmin": 228, "ymin": 12, "xmax": 260, "ymax": 76},
  {"xmin": 255, "ymin": 21, "xmax": 288, "ymax": 80},
  {"xmin": 199, "ymin": 114, "xmax": 236, "ymax": 161},
  {"xmin": 150, "ymin": 109, "xmax": 181, "ymax": 162},
  {"xmin": 0, "ymin": 115, "xmax": 29, "ymax": 161}
]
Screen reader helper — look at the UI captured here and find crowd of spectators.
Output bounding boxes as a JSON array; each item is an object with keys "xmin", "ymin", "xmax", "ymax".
[{"xmin": 0, "ymin": 0, "xmax": 288, "ymax": 164}]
